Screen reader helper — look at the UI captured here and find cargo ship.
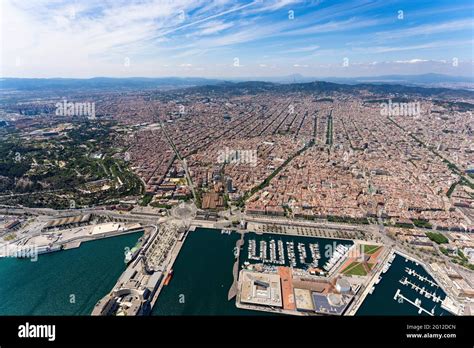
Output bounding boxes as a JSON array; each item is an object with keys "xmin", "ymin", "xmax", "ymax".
[{"xmin": 163, "ymin": 269, "xmax": 174, "ymax": 286}]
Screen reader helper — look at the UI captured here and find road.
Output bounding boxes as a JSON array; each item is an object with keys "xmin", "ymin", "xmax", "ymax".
[{"xmin": 159, "ymin": 120, "xmax": 198, "ymax": 202}]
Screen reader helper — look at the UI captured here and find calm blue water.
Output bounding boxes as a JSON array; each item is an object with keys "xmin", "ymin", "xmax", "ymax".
[
  {"xmin": 152, "ymin": 228, "xmax": 256, "ymax": 315},
  {"xmin": 357, "ymin": 253, "xmax": 451, "ymax": 316},
  {"xmin": 0, "ymin": 228, "xmax": 451, "ymax": 316},
  {"xmin": 0, "ymin": 232, "xmax": 142, "ymax": 315},
  {"xmin": 152, "ymin": 229, "xmax": 353, "ymax": 315}
]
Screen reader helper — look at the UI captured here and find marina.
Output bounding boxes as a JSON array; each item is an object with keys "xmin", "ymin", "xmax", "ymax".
[
  {"xmin": 357, "ymin": 253, "xmax": 452, "ymax": 316},
  {"xmin": 309, "ymin": 243, "xmax": 320, "ymax": 268},
  {"xmin": 322, "ymin": 244, "xmax": 349, "ymax": 273},
  {"xmin": 399, "ymin": 277, "xmax": 443, "ymax": 303},
  {"xmin": 0, "ymin": 225, "xmax": 457, "ymax": 317},
  {"xmin": 393, "ymin": 289, "xmax": 435, "ymax": 316},
  {"xmin": 241, "ymin": 232, "xmax": 353, "ymax": 276},
  {"xmin": 405, "ymin": 267, "xmax": 439, "ymax": 288}
]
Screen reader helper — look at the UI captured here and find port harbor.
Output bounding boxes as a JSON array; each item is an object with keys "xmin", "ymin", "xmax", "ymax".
[
  {"xmin": 0, "ymin": 212, "xmax": 147, "ymax": 259},
  {"xmin": 234, "ymin": 232, "xmax": 462, "ymax": 316},
  {"xmin": 0, "ymin": 232, "xmax": 142, "ymax": 315},
  {"xmin": 92, "ymin": 224, "xmax": 188, "ymax": 315},
  {"xmin": 90, "ymin": 202, "xmax": 196, "ymax": 315},
  {"xmin": 357, "ymin": 252, "xmax": 452, "ymax": 316},
  {"xmin": 235, "ymin": 231, "xmax": 382, "ymax": 316},
  {"xmin": 151, "ymin": 227, "xmax": 246, "ymax": 315},
  {"xmin": 94, "ymin": 223, "xmax": 377, "ymax": 316},
  {"xmin": 243, "ymin": 233, "xmax": 352, "ymax": 276},
  {"xmin": 0, "ymin": 204, "xmax": 465, "ymax": 317}
]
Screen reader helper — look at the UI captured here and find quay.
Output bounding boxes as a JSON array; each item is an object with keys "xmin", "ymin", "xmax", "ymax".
[
  {"xmin": 405, "ymin": 267, "xmax": 439, "ymax": 288},
  {"xmin": 149, "ymin": 225, "xmax": 190, "ymax": 309},
  {"xmin": 399, "ymin": 277, "xmax": 443, "ymax": 303},
  {"xmin": 55, "ymin": 224, "xmax": 145, "ymax": 250},
  {"xmin": 91, "ymin": 222, "xmax": 187, "ymax": 316},
  {"xmin": 393, "ymin": 289, "xmax": 434, "ymax": 316},
  {"xmin": 228, "ymin": 231, "xmax": 245, "ymax": 300}
]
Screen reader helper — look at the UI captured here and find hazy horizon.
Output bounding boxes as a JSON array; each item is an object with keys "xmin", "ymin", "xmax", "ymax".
[{"xmin": 1, "ymin": 72, "xmax": 473, "ymax": 81}]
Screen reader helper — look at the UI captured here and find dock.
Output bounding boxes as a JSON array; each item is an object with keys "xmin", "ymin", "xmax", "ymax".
[
  {"xmin": 149, "ymin": 228, "xmax": 189, "ymax": 310},
  {"xmin": 63, "ymin": 241, "xmax": 81, "ymax": 250},
  {"xmin": 228, "ymin": 231, "xmax": 245, "ymax": 300},
  {"xmin": 399, "ymin": 277, "xmax": 443, "ymax": 302},
  {"xmin": 92, "ymin": 223, "xmax": 187, "ymax": 316},
  {"xmin": 393, "ymin": 289, "xmax": 434, "ymax": 316},
  {"xmin": 404, "ymin": 267, "xmax": 439, "ymax": 288}
]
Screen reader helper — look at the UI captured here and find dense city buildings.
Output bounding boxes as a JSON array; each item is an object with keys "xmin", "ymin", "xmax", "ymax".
[
  {"xmin": 1, "ymin": 0, "xmax": 473, "ymax": 346},
  {"xmin": 1, "ymin": 82, "xmax": 473, "ymax": 231}
]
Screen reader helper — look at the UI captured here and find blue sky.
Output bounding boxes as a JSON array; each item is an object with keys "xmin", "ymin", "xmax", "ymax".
[{"xmin": 1, "ymin": 0, "xmax": 473, "ymax": 78}]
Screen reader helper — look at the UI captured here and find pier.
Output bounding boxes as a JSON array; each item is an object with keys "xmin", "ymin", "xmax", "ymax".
[
  {"xmin": 393, "ymin": 289, "xmax": 434, "ymax": 316},
  {"xmin": 62, "ymin": 241, "xmax": 81, "ymax": 250},
  {"xmin": 228, "ymin": 231, "xmax": 245, "ymax": 300},
  {"xmin": 149, "ymin": 227, "xmax": 189, "ymax": 310},
  {"xmin": 91, "ymin": 223, "xmax": 185, "ymax": 316},
  {"xmin": 405, "ymin": 267, "xmax": 439, "ymax": 288},
  {"xmin": 399, "ymin": 277, "xmax": 443, "ymax": 302}
]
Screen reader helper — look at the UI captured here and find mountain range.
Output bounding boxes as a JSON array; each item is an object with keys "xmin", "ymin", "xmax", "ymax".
[{"xmin": 1, "ymin": 74, "xmax": 472, "ymax": 91}]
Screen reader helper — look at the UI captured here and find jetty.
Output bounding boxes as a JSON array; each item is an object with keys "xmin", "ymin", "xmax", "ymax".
[
  {"xmin": 393, "ymin": 289, "xmax": 434, "ymax": 316},
  {"xmin": 399, "ymin": 277, "xmax": 443, "ymax": 303},
  {"xmin": 228, "ymin": 231, "xmax": 245, "ymax": 300},
  {"xmin": 404, "ymin": 267, "xmax": 439, "ymax": 288}
]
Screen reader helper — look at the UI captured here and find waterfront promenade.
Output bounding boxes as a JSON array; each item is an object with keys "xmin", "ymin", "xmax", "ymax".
[
  {"xmin": 228, "ymin": 231, "xmax": 245, "ymax": 300},
  {"xmin": 345, "ymin": 247, "xmax": 393, "ymax": 315}
]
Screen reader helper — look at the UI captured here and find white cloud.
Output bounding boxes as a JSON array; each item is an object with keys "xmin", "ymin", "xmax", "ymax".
[
  {"xmin": 1, "ymin": 0, "xmax": 472, "ymax": 78},
  {"xmin": 196, "ymin": 21, "xmax": 233, "ymax": 36},
  {"xmin": 376, "ymin": 19, "xmax": 474, "ymax": 40},
  {"xmin": 285, "ymin": 45, "xmax": 320, "ymax": 53},
  {"xmin": 394, "ymin": 59, "xmax": 429, "ymax": 64},
  {"xmin": 352, "ymin": 39, "xmax": 474, "ymax": 54}
]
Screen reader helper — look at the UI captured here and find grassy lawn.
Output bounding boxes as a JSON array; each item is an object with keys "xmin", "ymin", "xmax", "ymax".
[
  {"xmin": 342, "ymin": 262, "xmax": 369, "ymax": 276},
  {"xmin": 363, "ymin": 245, "xmax": 381, "ymax": 255},
  {"xmin": 426, "ymin": 232, "xmax": 448, "ymax": 244}
]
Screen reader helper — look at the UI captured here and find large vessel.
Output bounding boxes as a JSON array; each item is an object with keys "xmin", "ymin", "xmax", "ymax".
[
  {"xmin": 15, "ymin": 244, "xmax": 62, "ymax": 258},
  {"xmin": 124, "ymin": 240, "xmax": 142, "ymax": 264},
  {"xmin": 322, "ymin": 244, "xmax": 349, "ymax": 272},
  {"xmin": 163, "ymin": 269, "xmax": 174, "ymax": 286},
  {"xmin": 37, "ymin": 245, "xmax": 62, "ymax": 255}
]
